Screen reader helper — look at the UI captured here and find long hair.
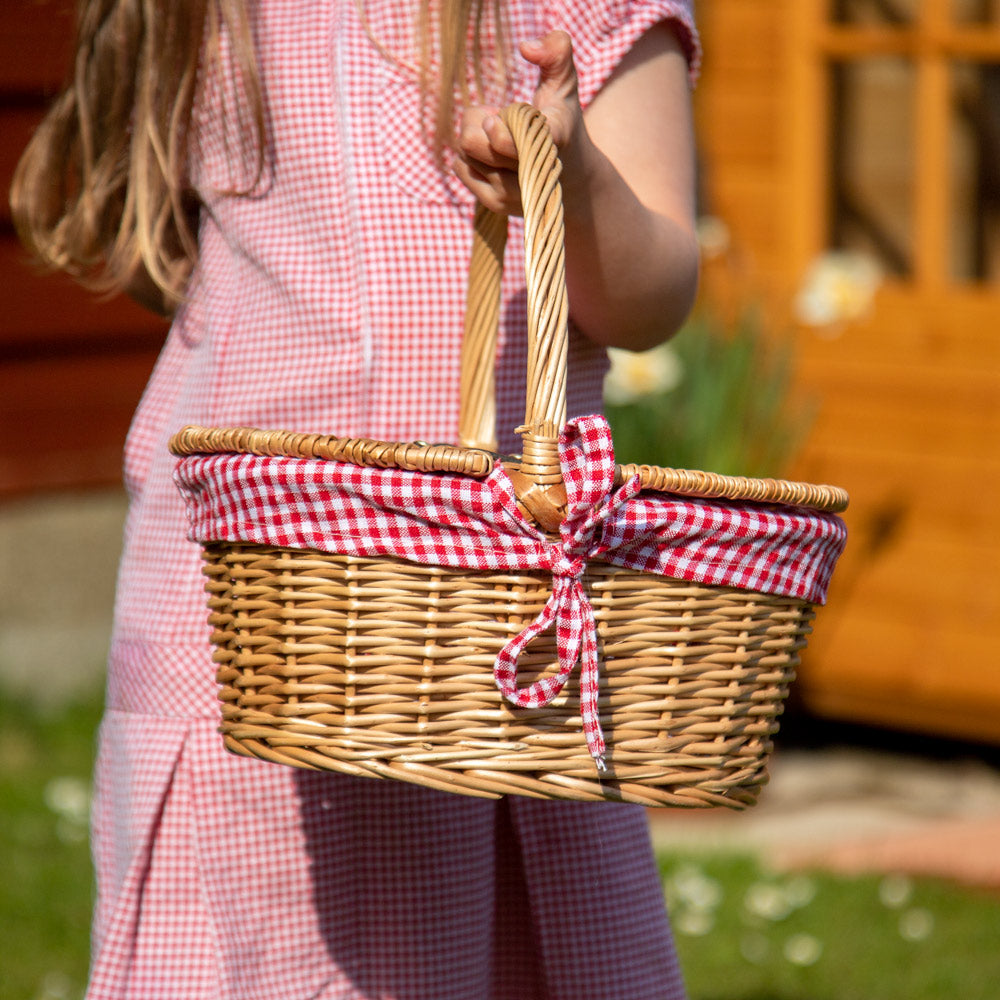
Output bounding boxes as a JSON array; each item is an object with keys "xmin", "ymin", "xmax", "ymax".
[
  {"xmin": 417, "ymin": 0, "xmax": 507, "ymax": 152},
  {"xmin": 10, "ymin": 0, "xmax": 506, "ymax": 307}
]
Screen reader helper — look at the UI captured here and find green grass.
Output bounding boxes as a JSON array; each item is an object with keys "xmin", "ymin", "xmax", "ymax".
[
  {"xmin": 3, "ymin": 689, "xmax": 1000, "ymax": 1000},
  {"xmin": 662, "ymin": 853, "xmax": 1000, "ymax": 1000},
  {"xmin": 1, "ymin": 688, "xmax": 102, "ymax": 1000}
]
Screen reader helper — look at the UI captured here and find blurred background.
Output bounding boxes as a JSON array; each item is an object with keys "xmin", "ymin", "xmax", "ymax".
[{"xmin": 1, "ymin": 1, "xmax": 999, "ymax": 999}]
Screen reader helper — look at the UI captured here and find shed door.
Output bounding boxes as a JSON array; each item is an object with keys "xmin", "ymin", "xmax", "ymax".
[{"xmin": 788, "ymin": 0, "xmax": 1000, "ymax": 740}]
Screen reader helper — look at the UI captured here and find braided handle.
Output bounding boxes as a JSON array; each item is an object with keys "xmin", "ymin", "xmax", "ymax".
[
  {"xmin": 457, "ymin": 103, "xmax": 568, "ymax": 484},
  {"xmin": 170, "ymin": 103, "xmax": 849, "ymax": 518}
]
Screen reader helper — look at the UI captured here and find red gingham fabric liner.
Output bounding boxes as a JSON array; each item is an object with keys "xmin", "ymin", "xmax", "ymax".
[
  {"xmin": 175, "ymin": 414, "xmax": 846, "ymax": 763},
  {"xmin": 176, "ymin": 414, "xmax": 845, "ymax": 605},
  {"xmin": 91, "ymin": 2, "xmax": 702, "ymax": 997}
]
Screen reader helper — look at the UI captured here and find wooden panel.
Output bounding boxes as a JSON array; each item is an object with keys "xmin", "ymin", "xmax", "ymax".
[
  {"xmin": 823, "ymin": 289, "xmax": 996, "ymax": 355},
  {"xmin": 824, "ymin": 529, "xmax": 999, "ymax": 623},
  {"xmin": 797, "ymin": 667, "xmax": 1000, "ymax": 746},
  {"xmin": 817, "ymin": 22, "xmax": 1000, "ymax": 59},
  {"xmin": 693, "ymin": 3, "xmax": 786, "ymax": 169},
  {"xmin": 796, "ymin": 445, "xmax": 1000, "ymax": 541},
  {"xmin": 799, "ymin": 602, "xmax": 1000, "ymax": 742},
  {"xmin": 0, "ymin": 348, "xmax": 158, "ymax": 495},
  {"xmin": 0, "ymin": 3, "xmax": 166, "ymax": 496},
  {"xmin": 694, "ymin": 0, "xmax": 789, "ymax": 70},
  {"xmin": 700, "ymin": 176, "xmax": 785, "ymax": 270},
  {"xmin": 790, "ymin": 303, "xmax": 1000, "ymax": 741},
  {"xmin": 0, "ymin": 0, "xmax": 75, "ymax": 94},
  {"xmin": 786, "ymin": 0, "xmax": 830, "ymax": 276},
  {"xmin": 693, "ymin": 0, "xmax": 799, "ymax": 292},
  {"xmin": 695, "ymin": 0, "xmax": 1000, "ymax": 743},
  {"xmin": 0, "ymin": 238, "xmax": 167, "ymax": 350},
  {"xmin": 0, "ymin": 106, "xmax": 44, "ymax": 226},
  {"xmin": 698, "ymin": 92, "xmax": 783, "ymax": 169},
  {"xmin": 795, "ymin": 362, "xmax": 998, "ymax": 456}
]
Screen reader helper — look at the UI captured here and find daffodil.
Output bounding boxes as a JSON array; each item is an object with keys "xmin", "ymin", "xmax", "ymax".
[
  {"xmin": 794, "ymin": 249, "xmax": 883, "ymax": 329},
  {"xmin": 603, "ymin": 342, "xmax": 683, "ymax": 406}
]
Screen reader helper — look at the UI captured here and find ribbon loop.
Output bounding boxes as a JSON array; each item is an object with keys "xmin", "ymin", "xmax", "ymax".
[{"xmin": 494, "ymin": 416, "xmax": 641, "ymax": 766}]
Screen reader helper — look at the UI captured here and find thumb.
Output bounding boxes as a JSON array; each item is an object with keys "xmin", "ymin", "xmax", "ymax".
[{"xmin": 519, "ymin": 30, "xmax": 577, "ymax": 96}]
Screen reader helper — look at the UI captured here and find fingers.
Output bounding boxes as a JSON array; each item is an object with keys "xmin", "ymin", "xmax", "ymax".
[
  {"xmin": 459, "ymin": 109, "xmax": 517, "ymax": 166},
  {"xmin": 519, "ymin": 30, "xmax": 582, "ymax": 155},
  {"xmin": 454, "ymin": 107, "xmax": 523, "ymax": 215},
  {"xmin": 453, "ymin": 31, "xmax": 582, "ymax": 214}
]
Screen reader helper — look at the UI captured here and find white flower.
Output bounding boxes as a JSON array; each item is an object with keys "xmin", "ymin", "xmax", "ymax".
[
  {"xmin": 35, "ymin": 971, "xmax": 74, "ymax": 1000},
  {"xmin": 743, "ymin": 881, "xmax": 793, "ymax": 922},
  {"xmin": 44, "ymin": 776, "xmax": 90, "ymax": 826},
  {"xmin": 667, "ymin": 863, "xmax": 724, "ymax": 912},
  {"xmin": 794, "ymin": 250, "xmax": 883, "ymax": 329},
  {"xmin": 696, "ymin": 215, "xmax": 731, "ymax": 259},
  {"xmin": 899, "ymin": 907, "xmax": 934, "ymax": 942},
  {"xmin": 674, "ymin": 908, "xmax": 716, "ymax": 936},
  {"xmin": 604, "ymin": 342, "xmax": 683, "ymax": 405},
  {"xmin": 878, "ymin": 873, "xmax": 914, "ymax": 909},
  {"xmin": 783, "ymin": 933, "xmax": 824, "ymax": 966},
  {"xmin": 783, "ymin": 874, "xmax": 818, "ymax": 909},
  {"xmin": 665, "ymin": 864, "xmax": 724, "ymax": 937}
]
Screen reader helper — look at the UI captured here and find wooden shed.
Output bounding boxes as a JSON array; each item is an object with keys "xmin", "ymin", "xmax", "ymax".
[{"xmin": 694, "ymin": 0, "xmax": 1000, "ymax": 743}]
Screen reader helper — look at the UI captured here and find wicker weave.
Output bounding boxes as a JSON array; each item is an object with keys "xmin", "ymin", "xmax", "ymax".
[
  {"xmin": 202, "ymin": 545, "xmax": 812, "ymax": 806},
  {"xmin": 170, "ymin": 104, "xmax": 846, "ymax": 808}
]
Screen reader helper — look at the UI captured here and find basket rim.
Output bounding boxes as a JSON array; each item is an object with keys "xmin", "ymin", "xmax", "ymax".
[{"xmin": 168, "ymin": 423, "xmax": 849, "ymax": 514}]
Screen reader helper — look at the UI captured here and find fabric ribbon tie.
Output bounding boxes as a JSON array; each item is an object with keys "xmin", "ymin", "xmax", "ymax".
[{"xmin": 493, "ymin": 417, "xmax": 641, "ymax": 770}]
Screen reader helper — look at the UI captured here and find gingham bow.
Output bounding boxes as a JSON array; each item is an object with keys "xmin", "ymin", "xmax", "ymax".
[{"xmin": 493, "ymin": 417, "xmax": 641, "ymax": 768}]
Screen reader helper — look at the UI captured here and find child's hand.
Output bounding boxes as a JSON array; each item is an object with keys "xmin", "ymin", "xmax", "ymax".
[{"xmin": 454, "ymin": 30, "xmax": 586, "ymax": 215}]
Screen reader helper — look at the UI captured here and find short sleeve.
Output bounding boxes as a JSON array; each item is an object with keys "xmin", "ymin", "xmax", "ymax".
[{"xmin": 543, "ymin": 0, "xmax": 701, "ymax": 109}]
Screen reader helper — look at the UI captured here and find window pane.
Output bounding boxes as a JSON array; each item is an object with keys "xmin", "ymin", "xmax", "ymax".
[
  {"xmin": 951, "ymin": 0, "xmax": 1000, "ymax": 23},
  {"xmin": 830, "ymin": 59, "xmax": 916, "ymax": 277},
  {"xmin": 830, "ymin": 0, "xmax": 917, "ymax": 25},
  {"xmin": 951, "ymin": 61, "xmax": 1000, "ymax": 282}
]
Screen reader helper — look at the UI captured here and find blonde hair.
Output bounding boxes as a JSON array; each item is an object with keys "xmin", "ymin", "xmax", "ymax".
[
  {"xmin": 10, "ymin": 0, "xmax": 507, "ymax": 307},
  {"xmin": 417, "ymin": 0, "xmax": 507, "ymax": 151}
]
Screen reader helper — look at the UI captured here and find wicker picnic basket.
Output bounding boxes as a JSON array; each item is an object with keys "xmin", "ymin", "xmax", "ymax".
[{"xmin": 170, "ymin": 104, "xmax": 848, "ymax": 809}]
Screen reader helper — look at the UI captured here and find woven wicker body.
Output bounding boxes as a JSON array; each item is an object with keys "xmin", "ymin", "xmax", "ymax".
[
  {"xmin": 172, "ymin": 105, "xmax": 846, "ymax": 808},
  {"xmin": 203, "ymin": 543, "xmax": 812, "ymax": 807}
]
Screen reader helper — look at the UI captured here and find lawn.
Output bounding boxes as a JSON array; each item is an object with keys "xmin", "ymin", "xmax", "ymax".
[
  {"xmin": 1, "ymin": 688, "xmax": 101, "ymax": 1000},
  {"xmin": 3, "ymin": 687, "xmax": 999, "ymax": 1000},
  {"xmin": 661, "ymin": 853, "xmax": 1000, "ymax": 1000}
]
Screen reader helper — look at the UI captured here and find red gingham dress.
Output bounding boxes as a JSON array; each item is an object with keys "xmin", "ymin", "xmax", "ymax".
[{"xmin": 87, "ymin": 3, "xmax": 700, "ymax": 998}]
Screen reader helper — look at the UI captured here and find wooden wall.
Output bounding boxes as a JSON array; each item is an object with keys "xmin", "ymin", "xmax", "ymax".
[
  {"xmin": 0, "ymin": 0, "xmax": 166, "ymax": 497},
  {"xmin": 790, "ymin": 290, "xmax": 1000, "ymax": 744},
  {"xmin": 694, "ymin": 0, "xmax": 801, "ymax": 289},
  {"xmin": 694, "ymin": 0, "xmax": 1000, "ymax": 743}
]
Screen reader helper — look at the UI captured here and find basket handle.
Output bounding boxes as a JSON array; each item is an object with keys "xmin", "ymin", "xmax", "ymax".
[
  {"xmin": 171, "ymin": 102, "xmax": 847, "ymax": 517},
  {"xmin": 458, "ymin": 103, "xmax": 569, "ymax": 491}
]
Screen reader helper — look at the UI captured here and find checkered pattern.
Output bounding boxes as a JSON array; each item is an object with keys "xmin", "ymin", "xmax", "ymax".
[
  {"xmin": 176, "ymin": 415, "xmax": 845, "ymax": 606},
  {"xmin": 492, "ymin": 420, "xmax": 647, "ymax": 764},
  {"xmin": 176, "ymin": 415, "xmax": 845, "ymax": 764},
  {"xmin": 91, "ymin": 2, "xmax": 701, "ymax": 997}
]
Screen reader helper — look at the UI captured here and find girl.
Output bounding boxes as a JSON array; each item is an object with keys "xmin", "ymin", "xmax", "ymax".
[{"xmin": 12, "ymin": 2, "xmax": 701, "ymax": 997}]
